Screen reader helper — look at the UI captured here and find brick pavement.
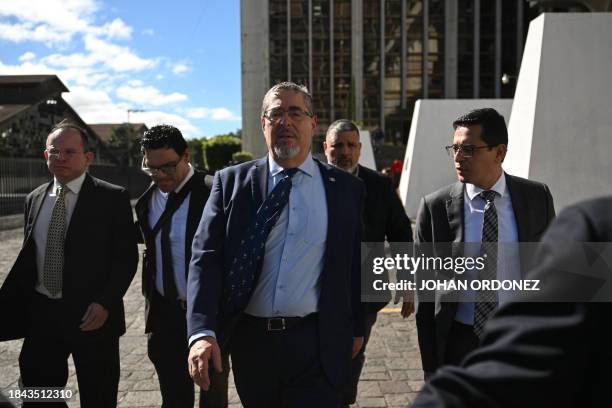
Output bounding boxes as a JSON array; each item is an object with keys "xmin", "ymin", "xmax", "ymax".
[{"xmin": 0, "ymin": 227, "xmax": 423, "ymax": 407}]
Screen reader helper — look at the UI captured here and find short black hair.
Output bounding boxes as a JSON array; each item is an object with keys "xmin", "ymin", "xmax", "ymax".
[
  {"xmin": 140, "ymin": 125, "xmax": 187, "ymax": 156},
  {"xmin": 49, "ymin": 119, "xmax": 91, "ymax": 152},
  {"xmin": 452, "ymin": 108, "xmax": 508, "ymax": 147}
]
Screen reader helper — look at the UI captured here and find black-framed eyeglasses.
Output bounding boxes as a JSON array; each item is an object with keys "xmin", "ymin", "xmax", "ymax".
[
  {"xmin": 445, "ymin": 144, "xmax": 494, "ymax": 158},
  {"xmin": 141, "ymin": 157, "xmax": 181, "ymax": 176},
  {"xmin": 264, "ymin": 107, "xmax": 314, "ymax": 123}
]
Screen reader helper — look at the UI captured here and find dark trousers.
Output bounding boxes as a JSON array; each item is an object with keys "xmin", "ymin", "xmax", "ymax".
[
  {"xmin": 342, "ymin": 312, "xmax": 378, "ymax": 406},
  {"xmin": 231, "ymin": 313, "xmax": 339, "ymax": 408},
  {"xmin": 443, "ymin": 320, "xmax": 480, "ymax": 366},
  {"xmin": 19, "ymin": 294, "xmax": 120, "ymax": 408},
  {"xmin": 147, "ymin": 294, "xmax": 229, "ymax": 408}
]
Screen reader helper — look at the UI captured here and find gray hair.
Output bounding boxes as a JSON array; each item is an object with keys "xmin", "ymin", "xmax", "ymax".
[
  {"xmin": 49, "ymin": 119, "xmax": 92, "ymax": 152},
  {"xmin": 325, "ymin": 119, "xmax": 359, "ymax": 140},
  {"xmin": 261, "ymin": 81, "xmax": 314, "ymax": 117}
]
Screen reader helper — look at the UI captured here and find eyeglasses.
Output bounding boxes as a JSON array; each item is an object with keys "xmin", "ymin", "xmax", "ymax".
[
  {"xmin": 264, "ymin": 107, "xmax": 313, "ymax": 123},
  {"xmin": 445, "ymin": 144, "xmax": 494, "ymax": 158},
  {"xmin": 45, "ymin": 148, "xmax": 83, "ymax": 159},
  {"xmin": 141, "ymin": 157, "xmax": 181, "ymax": 176}
]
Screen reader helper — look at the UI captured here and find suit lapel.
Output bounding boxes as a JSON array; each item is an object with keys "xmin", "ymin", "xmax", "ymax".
[
  {"xmin": 250, "ymin": 157, "xmax": 269, "ymax": 210},
  {"xmin": 445, "ymin": 182, "xmax": 465, "ymax": 243},
  {"xmin": 26, "ymin": 182, "xmax": 52, "ymax": 242},
  {"xmin": 316, "ymin": 161, "xmax": 338, "ymax": 280},
  {"xmin": 506, "ymin": 173, "xmax": 529, "ymax": 242},
  {"xmin": 65, "ymin": 173, "xmax": 95, "ymax": 248},
  {"xmin": 135, "ymin": 182, "xmax": 156, "ymax": 236},
  {"xmin": 185, "ymin": 173, "xmax": 208, "ymax": 277}
]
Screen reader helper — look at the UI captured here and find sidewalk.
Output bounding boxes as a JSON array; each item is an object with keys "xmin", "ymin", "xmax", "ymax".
[{"xmin": 0, "ymin": 227, "xmax": 423, "ymax": 407}]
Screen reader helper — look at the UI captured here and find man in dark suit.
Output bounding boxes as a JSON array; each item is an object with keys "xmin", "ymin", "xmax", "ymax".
[
  {"xmin": 323, "ymin": 119, "xmax": 414, "ymax": 406},
  {"xmin": 0, "ymin": 121, "xmax": 138, "ymax": 407},
  {"xmin": 187, "ymin": 82, "xmax": 365, "ymax": 407},
  {"xmin": 413, "ymin": 108, "xmax": 555, "ymax": 380},
  {"xmin": 136, "ymin": 125, "xmax": 228, "ymax": 407},
  {"xmin": 411, "ymin": 196, "xmax": 612, "ymax": 408}
]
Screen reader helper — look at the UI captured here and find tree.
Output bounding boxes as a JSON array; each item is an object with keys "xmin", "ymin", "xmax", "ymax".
[{"xmin": 106, "ymin": 125, "xmax": 142, "ymax": 167}]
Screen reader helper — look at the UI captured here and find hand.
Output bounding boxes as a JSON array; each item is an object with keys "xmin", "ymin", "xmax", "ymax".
[
  {"xmin": 401, "ymin": 290, "xmax": 415, "ymax": 318},
  {"xmin": 80, "ymin": 302, "xmax": 109, "ymax": 331},
  {"xmin": 188, "ymin": 337, "xmax": 222, "ymax": 390},
  {"xmin": 352, "ymin": 336, "xmax": 364, "ymax": 359}
]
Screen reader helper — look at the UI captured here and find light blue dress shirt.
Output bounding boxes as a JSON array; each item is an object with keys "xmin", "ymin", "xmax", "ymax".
[
  {"xmin": 455, "ymin": 173, "xmax": 521, "ymax": 325},
  {"xmin": 245, "ymin": 153, "xmax": 328, "ymax": 317}
]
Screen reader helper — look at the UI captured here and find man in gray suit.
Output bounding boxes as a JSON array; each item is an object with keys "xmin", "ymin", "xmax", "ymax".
[{"xmin": 412, "ymin": 108, "xmax": 555, "ymax": 380}]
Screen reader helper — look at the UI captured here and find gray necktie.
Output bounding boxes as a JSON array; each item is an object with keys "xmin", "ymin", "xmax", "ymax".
[
  {"xmin": 43, "ymin": 184, "xmax": 68, "ymax": 296},
  {"xmin": 473, "ymin": 190, "xmax": 499, "ymax": 338}
]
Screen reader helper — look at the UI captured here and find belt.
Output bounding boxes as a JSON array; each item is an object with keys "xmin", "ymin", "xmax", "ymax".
[{"xmin": 243, "ymin": 313, "xmax": 318, "ymax": 333}]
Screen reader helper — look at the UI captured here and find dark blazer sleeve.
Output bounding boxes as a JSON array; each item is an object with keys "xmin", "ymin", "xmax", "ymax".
[
  {"xmin": 384, "ymin": 177, "xmax": 413, "ymax": 242},
  {"xmin": 414, "ymin": 195, "xmax": 438, "ymax": 375},
  {"xmin": 187, "ymin": 170, "xmax": 226, "ymax": 338},
  {"xmin": 94, "ymin": 189, "xmax": 138, "ymax": 310},
  {"xmin": 352, "ymin": 182, "xmax": 366, "ymax": 337},
  {"xmin": 411, "ymin": 201, "xmax": 609, "ymax": 408}
]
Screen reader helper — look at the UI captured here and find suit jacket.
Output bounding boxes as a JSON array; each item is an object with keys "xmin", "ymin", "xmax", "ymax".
[
  {"xmin": 135, "ymin": 171, "xmax": 211, "ymax": 333},
  {"xmin": 414, "ymin": 173, "xmax": 555, "ymax": 373},
  {"xmin": 187, "ymin": 156, "xmax": 365, "ymax": 390},
  {"xmin": 0, "ymin": 173, "xmax": 138, "ymax": 341},
  {"xmin": 411, "ymin": 196, "xmax": 612, "ymax": 408},
  {"xmin": 357, "ymin": 165, "xmax": 413, "ymax": 312}
]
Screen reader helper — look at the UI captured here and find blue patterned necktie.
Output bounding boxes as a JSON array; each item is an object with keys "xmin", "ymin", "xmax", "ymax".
[
  {"xmin": 474, "ymin": 190, "xmax": 499, "ymax": 338},
  {"xmin": 224, "ymin": 168, "xmax": 298, "ymax": 312}
]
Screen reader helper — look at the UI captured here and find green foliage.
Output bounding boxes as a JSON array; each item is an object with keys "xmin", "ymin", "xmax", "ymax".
[
  {"xmin": 187, "ymin": 139, "xmax": 204, "ymax": 169},
  {"xmin": 231, "ymin": 151, "xmax": 253, "ymax": 164},
  {"xmin": 106, "ymin": 125, "xmax": 142, "ymax": 166},
  {"xmin": 202, "ymin": 135, "xmax": 241, "ymax": 171}
]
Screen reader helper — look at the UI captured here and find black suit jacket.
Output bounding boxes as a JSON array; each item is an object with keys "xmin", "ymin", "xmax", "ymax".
[
  {"xmin": 411, "ymin": 196, "xmax": 612, "ymax": 408},
  {"xmin": 414, "ymin": 173, "xmax": 555, "ymax": 373},
  {"xmin": 135, "ymin": 171, "xmax": 211, "ymax": 333},
  {"xmin": 357, "ymin": 165, "xmax": 413, "ymax": 312},
  {"xmin": 187, "ymin": 156, "xmax": 365, "ymax": 390},
  {"xmin": 0, "ymin": 173, "xmax": 138, "ymax": 341}
]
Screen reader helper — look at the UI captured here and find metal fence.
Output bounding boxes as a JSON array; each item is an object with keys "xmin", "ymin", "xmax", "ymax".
[{"xmin": 0, "ymin": 158, "xmax": 150, "ymax": 217}]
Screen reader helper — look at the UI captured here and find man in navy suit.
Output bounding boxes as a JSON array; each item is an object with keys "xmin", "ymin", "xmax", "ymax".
[{"xmin": 187, "ymin": 82, "xmax": 365, "ymax": 407}]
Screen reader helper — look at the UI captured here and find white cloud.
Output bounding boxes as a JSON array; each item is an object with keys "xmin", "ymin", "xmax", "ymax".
[
  {"xmin": 94, "ymin": 18, "xmax": 132, "ymax": 40},
  {"xmin": 155, "ymin": 74, "xmax": 164, "ymax": 80},
  {"xmin": 186, "ymin": 107, "xmax": 241, "ymax": 121},
  {"xmin": 18, "ymin": 52, "xmax": 36, "ymax": 62},
  {"xmin": 116, "ymin": 84, "xmax": 188, "ymax": 106},
  {"xmin": 172, "ymin": 63, "xmax": 191, "ymax": 75},
  {"xmin": 84, "ymin": 35, "xmax": 156, "ymax": 72}
]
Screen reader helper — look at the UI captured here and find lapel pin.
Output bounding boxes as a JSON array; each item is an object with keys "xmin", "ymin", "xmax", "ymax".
[{"xmin": 329, "ymin": 177, "xmax": 336, "ymax": 182}]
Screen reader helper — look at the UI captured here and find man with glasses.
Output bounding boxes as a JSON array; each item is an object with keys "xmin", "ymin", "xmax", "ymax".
[
  {"xmin": 0, "ymin": 120, "xmax": 138, "ymax": 406},
  {"xmin": 135, "ymin": 125, "xmax": 228, "ymax": 407},
  {"xmin": 187, "ymin": 82, "xmax": 365, "ymax": 406},
  {"xmin": 411, "ymin": 108, "xmax": 555, "ymax": 380}
]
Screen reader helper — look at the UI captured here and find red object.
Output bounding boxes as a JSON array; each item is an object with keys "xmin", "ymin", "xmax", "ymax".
[{"xmin": 391, "ymin": 160, "xmax": 403, "ymax": 174}]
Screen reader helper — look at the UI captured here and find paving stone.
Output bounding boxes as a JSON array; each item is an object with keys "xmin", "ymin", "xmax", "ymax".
[
  {"xmin": 357, "ymin": 397, "xmax": 387, "ymax": 407},
  {"xmin": 385, "ymin": 392, "xmax": 414, "ymax": 406},
  {"xmin": 379, "ymin": 380, "xmax": 411, "ymax": 394},
  {"xmin": 356, "ymin": 381, "xmax": 383, "ymax": 397}
]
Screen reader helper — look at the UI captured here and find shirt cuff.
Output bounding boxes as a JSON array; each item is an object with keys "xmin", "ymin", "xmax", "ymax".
[{"xmin": 188, "ymin": 330, "xmax": 216, "ymax": 348}]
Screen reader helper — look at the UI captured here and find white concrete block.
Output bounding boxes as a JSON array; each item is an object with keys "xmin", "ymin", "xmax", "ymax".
[{"xmin": 359, "ymin": 130, "xmax": 376, "ymax": 170}]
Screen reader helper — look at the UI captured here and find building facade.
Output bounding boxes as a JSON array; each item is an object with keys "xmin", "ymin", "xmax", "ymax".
[{"xmin": 241, "ymin": 0, "xmax": 596, "ymax": 157}]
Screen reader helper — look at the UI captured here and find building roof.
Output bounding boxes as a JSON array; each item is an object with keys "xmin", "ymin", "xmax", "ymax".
[
  {"xmin": 0, "ymin": 105, "xmax": 30, "ymax": 124},
  {"xmin": 0, "ymin": 75, "xmax": 68, "ymax": 105},
  {"xmin": 89, "ymin": 123, "xmax": 148, "ymax": 143}
]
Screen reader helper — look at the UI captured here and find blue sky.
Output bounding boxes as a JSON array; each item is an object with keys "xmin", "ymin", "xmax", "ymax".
[{"xmin": 0, "ymin": 0, "xmax": 241, "ymax": 138}]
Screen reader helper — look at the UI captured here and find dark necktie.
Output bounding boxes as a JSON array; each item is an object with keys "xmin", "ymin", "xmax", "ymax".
[
  {"xmin": 43, "ymin": 184, "xmax": 68, "ymax": 296},
  {"xmin": 224, "ymin": 168, "xmax": 298, "ymax": 311},
  {"xmin": 474, "ymin": 190, "xmax": 499, "ymax": 338},
  {"xmin": 161, "ymin": 192, "xmax": 179, "ymax": 300}
]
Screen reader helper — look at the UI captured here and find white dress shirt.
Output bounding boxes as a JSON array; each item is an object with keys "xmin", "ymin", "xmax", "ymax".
[
  {"xmin": 148, "ymin": 165, "xmax": 194, "ymax": 301},
  {"xmin": 455, "ymin": 173, "xmax": 521, "ymax": 325},
  {"xmin": 33, "ymin": 171, "xmax": 87, "ymax": 299}
]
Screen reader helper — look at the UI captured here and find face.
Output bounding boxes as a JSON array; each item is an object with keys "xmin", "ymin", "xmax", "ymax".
[
  {"xmin": 143, "ymin": 147, "xmax": 190, "ymax": 193},
  {"xmin": 324, "ymin": 130, "xmax": 362, "ymax": 173},
  {"xmin": 452, "ymin": 125, "xmax": 506, "ymax": 189},
  {"xmin": 260, "ymin": 89, "xmax": 317, "ymax": 168},
  {"xmin": 44, "ymin": 128, "xmax": 94, "ymax": 184}
]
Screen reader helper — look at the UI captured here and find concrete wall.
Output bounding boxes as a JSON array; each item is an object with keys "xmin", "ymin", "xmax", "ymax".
[
  {"xmin": 240, "ymin": 0, "xmax": 269, "ymax": 158},
  {"xmin": 399, "ymin": 99, "xmax": 513, "ymax": 219},
  {"xmin": 359, "ymin": 130, "xmax": 376, "ymax": 170},
  {"xmin": 504, "ymin": 13, "xmax": 612, "ymax": 211}
]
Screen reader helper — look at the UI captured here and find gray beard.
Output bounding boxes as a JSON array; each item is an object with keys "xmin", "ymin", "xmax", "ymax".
[{"xmin": 273, "ymin": 143, "xmax": 301, "ymax": 160}]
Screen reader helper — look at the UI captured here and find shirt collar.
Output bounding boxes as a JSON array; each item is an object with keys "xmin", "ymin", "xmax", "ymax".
[
  {"xmin": 174, "ymin": 164, "xmax": 194, "ymax": 193},
  {"xmin": 466, "ymin": 172, "xmax": 507, "ymax": 201},
  {"xmin": 268, "ymin": 153, "xmax": 315, "ymax": 178},
  {"xmin": 54, "ymin": 171, "xmax": 86, "ymax": 195}
]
